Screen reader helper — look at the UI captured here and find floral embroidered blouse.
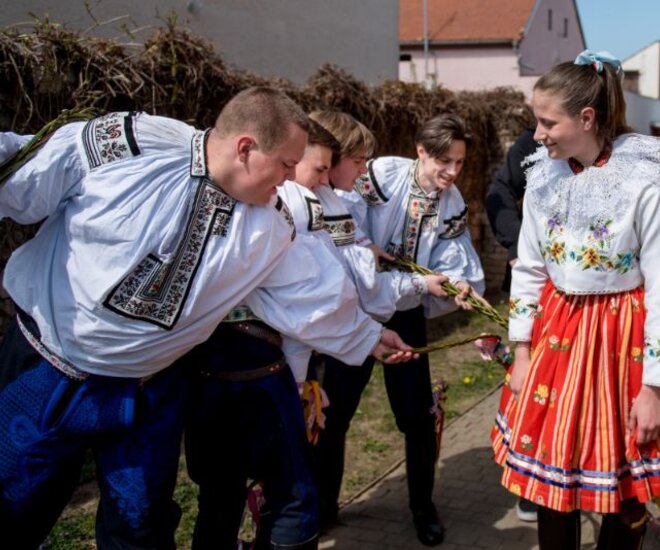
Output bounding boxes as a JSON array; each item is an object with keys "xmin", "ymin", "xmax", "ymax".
[{"xmin": 509, "ymin": 133, "xmax": 660, "ymax": 385}]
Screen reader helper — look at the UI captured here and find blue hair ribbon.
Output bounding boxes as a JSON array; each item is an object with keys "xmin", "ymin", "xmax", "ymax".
[{"xmin": 574, "ymin": 49, "xmax": 622, "ymax": 74}]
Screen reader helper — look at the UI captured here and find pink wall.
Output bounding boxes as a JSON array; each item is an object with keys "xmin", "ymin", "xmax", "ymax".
[{"xmin": 399, "ymin": 47, "xmax": 537, "ymax": 99}]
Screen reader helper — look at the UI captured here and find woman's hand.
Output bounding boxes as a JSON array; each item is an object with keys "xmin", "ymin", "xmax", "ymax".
[
  {"xmin": 510, "ymin": 343, "xmax": 531, "ymax": 399},
  {"xmin": 628, "ymin": 384, "xmax": 660, "ymax": 444}
]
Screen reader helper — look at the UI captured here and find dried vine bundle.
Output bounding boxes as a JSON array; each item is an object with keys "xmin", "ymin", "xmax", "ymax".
[{"xmin": 0, "ymin": 107, "xmax": 96, "ymax": 187}]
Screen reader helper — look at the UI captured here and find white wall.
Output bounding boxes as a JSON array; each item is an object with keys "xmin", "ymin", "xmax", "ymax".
[
  {"xmin": 623, "ymin": 42, "xmax": 660, "ymax": 100},
  {"xmin": 2, "ymin": 0, "xmax": 399, "ymax": 85},
  {"xmin": 625, "ymin": 90, "xmax": 660, "ymax": 135}
]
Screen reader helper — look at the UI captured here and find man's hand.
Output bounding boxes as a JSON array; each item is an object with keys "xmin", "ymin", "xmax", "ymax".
[
  {"xmin": 628, "ymin": 384, "xmax": 660, "ymax": 444},
  {"xmin": 452, "ymin": 282, "xmax": 491, "ymax": 311},
  {"xmin": 452, "ymin": 281, "xmax": 473, "ymax": 310},
  {"xmin": 424, "ymin": 274, "xmax": 449, "ymax": 297},
  {"xmin": 366, "ymin": 244, "xmax": 395, "ymax": 271},
  {"xmin": 372, "ymin": 328, "xmax": 418, "ymax": 364}
]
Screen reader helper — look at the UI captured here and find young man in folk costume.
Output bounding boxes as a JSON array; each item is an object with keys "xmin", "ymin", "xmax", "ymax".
[
  {"xmin": 0, "ymin": 87, "xmax": 413, "ymax": 549},
  {"xmin": 313, "ymin": 112, "xmax": 486, "ymax": 546}
]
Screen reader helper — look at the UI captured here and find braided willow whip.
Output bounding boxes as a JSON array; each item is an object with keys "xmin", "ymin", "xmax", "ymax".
[
  {"xmin": 381, "ymin": 332, "xmax": 501, "ymax": 360},
  {"xmin": 409, "ymin": 332, "xmax": 501, "ymax": 355},
  {"xmin": 387, "ymin": 256, "xmax": 509, "ymax": 330},
  {"xmin": 0, "ymin": 107, "xmax": 98, "ymax": 187}
]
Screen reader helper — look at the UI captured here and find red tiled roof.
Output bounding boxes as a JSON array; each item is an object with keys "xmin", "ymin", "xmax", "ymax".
[{"xmin": 400, "ymin": 0, "xmax": 537, "ymax": 43}]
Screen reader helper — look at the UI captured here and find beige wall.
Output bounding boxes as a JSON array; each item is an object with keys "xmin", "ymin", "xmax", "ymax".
[
  {"xmin": 2, "ymin": 0, "xmax": 399, "ymax": 85},
  {"xmin": 623, "ymin": 42, "xmax": 660, "ymax": 100}
]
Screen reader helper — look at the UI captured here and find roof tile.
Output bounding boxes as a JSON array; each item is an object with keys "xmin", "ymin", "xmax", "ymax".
[{"xmin": 400, "ymin": 0, "xmax": 537, "ymax": 43}]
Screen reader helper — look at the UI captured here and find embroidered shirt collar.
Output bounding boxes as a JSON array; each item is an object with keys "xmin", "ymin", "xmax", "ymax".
[
  {"xmin": 190, "ymin": 129, "xmax": 211, "ymax": 177},
  {"xmin": 567, "ymin": 141, "xmax": 612, "ymax": 174}
]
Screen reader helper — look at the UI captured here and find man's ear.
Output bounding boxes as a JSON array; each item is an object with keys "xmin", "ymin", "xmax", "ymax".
[
  {"xmin": 579, "ymin": 107, "xmax": 597, "ymax": 132},
  {"xmin": 416, "ymin": 143, "xmax": 427, "ymax": 159},
  {"xmin": 236, "ymin": 135, "xmax": 255, "ymax": 163}
]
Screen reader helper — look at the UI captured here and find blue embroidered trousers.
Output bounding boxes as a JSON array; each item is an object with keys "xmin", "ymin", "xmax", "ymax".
[{"xmin": 0, "ymin": 315, "xmax": 186, "ymax": 549}]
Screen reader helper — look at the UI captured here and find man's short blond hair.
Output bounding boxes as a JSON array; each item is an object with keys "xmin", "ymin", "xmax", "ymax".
[
  {"xmin": 307, "ymin": 119, "xmax": 341, "ymax": 159},
  {"xmin": 215, "ymin": 87, "xmax": 310, "ymax": 152},
  {"xmin": 308, "ymin": 110, "xmax": 376, "ymax": 161}
]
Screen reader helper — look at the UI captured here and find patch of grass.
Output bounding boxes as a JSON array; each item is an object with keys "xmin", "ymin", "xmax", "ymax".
[
  {"xmin": 45, "ymin": 510, "xmax": 96, "ymax": 549},
  {"xmin": 362, "ymin": 439, "xmax": 391, "ymax": 453},
  {"xmin": 443, "ymin": 359, "xmax": 505, "ymax": 419},
  {"xmin": 174, "ymin": 461, "xmax": 199, "ymax": 548}
]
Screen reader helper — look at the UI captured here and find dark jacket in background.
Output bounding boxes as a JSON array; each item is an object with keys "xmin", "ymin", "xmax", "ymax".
[{"xmin": 485, "ymin": 127, "xmax": 539, "ymax": 290}]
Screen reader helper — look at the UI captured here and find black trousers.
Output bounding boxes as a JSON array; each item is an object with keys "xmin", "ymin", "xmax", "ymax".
[
  {"xmin": 313, "ymin": 307, "xmax": 436, "ymax": 521},
  {"xmin": 183, "ymin": 324, "xmax": 319, "ymax": 549},
  {"xmin": 537, "ymin": 501, "xmax": 647, "ymax": 550}
]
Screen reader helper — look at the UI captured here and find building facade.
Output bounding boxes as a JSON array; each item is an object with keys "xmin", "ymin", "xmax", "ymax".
[{"xmin": 399, "ymin": 0, "xmax": 585, "ymax": 98}]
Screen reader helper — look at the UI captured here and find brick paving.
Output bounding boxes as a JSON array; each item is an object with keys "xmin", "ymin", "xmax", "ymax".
[{"xmin": 320, "ymin": 387, "xmax": 660, "ymax": 549}]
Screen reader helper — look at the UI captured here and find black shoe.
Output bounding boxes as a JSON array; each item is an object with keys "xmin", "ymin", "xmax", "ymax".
[
  {"xmin": 319, "ymin": 504, "xmax": 339, "ymax": 533},
  {"xmin": 413, "ymin": 508, "xmax": 445, "ymax": 546}
]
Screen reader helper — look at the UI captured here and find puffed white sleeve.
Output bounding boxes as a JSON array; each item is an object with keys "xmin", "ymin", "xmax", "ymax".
[
  {"xmin": 423, "ymin": 231, "xmax": 486, "ymax": 318},
  {"xmin": 244, "ymin": 232, "xmax": 382, "ymax": 366},
  {"xmin": 280, "ymin": 337, "xmax": 314, "ymax": 383},
  {"xmin": 340, "ymin": 243, "xmax": 428, "ymax": 322},
  {"xmin": 0, "ymin": 123, "xmax": 85, "ymax": 223},
  {"xmin": 637, "ymin": 184, "xmax": 660, "ymax": 386},
  {"xmin": 508, "ymin": 194, "xmax": 549, "ymax": 342}
]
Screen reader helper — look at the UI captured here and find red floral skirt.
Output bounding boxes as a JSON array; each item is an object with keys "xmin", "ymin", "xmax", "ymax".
[{"xmin": 491, "ymin": 281, "xmax": 660, "ymax": 513}]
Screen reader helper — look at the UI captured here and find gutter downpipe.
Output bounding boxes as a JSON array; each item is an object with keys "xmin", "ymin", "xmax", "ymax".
[{"xmin": 423, "ymin": 0, "xmax": 432, "ymax": 89}]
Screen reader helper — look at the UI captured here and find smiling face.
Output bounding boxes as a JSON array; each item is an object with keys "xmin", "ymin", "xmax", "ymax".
[
  {"xmin": 294, "ymin": 144, "xmax": 333, "ymax": 190},
  {"xmin": 329, "ymin": 152, "xmax": 368, "ymax": 192},
  {"xmin": 234, "ymin": 123, "xmax": 308, "ymax": 205},
  {"xmin": 532, "ymin": 89, "xmax": 600, "ymax": 164},
  {"xmin": 415, "ymin": 139, "xmax": 466, "ymax": 193}
]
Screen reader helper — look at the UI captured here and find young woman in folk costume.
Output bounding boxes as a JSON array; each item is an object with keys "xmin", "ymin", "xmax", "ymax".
[{"xmin": 491, "ymin": 50, "xmax": 660, "ymax": 549}]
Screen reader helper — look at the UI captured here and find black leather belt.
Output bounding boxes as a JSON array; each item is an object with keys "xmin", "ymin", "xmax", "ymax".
[
  {"xmin": 229, "ymin": 321, "xmax": 282, "ymax": 348},
  {"xmin": 199, "ymin": 358, "xmax": 286, "ymax": 382}
]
